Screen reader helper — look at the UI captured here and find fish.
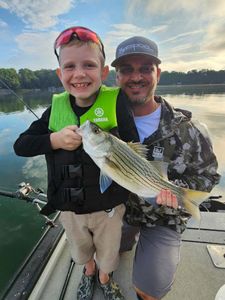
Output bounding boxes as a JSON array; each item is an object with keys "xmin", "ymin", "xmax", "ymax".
[{"xmin": 77, "ymin": 120, "xmax": 210, "ymax": 220}]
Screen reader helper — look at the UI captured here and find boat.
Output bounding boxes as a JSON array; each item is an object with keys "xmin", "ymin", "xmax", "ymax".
[{"xmin": 0, "ymin": 184, "xmax": 225, "ymax": 300}]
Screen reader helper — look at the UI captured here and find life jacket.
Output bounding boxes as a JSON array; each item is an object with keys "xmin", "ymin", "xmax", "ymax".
[
  {"xmin": 49, "ymin": 85, "xmax": 119, "ymax": 131},
  {"xmin": 41, "ymin": 86, "xmax": 128, "ymax": 216}
]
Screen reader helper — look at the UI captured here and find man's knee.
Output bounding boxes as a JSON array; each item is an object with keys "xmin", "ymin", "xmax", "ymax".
[
  {"xmin": 134, "ymin": 286, "xmax": 158, "ymax": 300},
  {"xmin": 119, "ymin": 222, "xmax": 140, "ymax": 252}
]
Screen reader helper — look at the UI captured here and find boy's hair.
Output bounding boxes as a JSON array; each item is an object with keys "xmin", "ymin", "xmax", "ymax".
[{"xmin": 58, "ymin": 37, "xmax": 105, "ymax": 66}]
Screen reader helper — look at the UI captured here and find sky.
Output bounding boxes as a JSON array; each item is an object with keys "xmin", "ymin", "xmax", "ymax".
[{"xmin": 0, "ymin": 0, "xmax": 225, "ymax": 72}]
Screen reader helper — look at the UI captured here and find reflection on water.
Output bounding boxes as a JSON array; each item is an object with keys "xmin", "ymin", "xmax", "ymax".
[
  {"xmin": 0, "ymin": 89, "xmax": 52, "ymax": 113},
  {"xmin": 0, "ymin": 85, "xmax": 225, "ymax": 295},
  {"xmin": 0, "ymin": 91, "xmax": 50, "ymax": 296},
  {"xmin": 158, "ymin": 91, "xmax": 225, "ymax": 200},
  {"xmin": 157, "ymin": 83, "xmax": 225, "ymax": 95}
]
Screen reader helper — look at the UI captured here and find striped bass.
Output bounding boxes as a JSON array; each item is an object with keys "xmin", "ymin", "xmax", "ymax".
[{"xmin": 77, "ymin": 120, "xmax": 210, "ymax": 220}]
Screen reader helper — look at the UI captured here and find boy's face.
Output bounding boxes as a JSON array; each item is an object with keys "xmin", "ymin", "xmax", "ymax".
[{"xmin": 56, "ymin": 43, "xmax": 109, "ymax": 107}]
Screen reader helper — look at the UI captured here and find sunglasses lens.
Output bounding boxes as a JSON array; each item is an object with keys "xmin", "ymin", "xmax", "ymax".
[
  {"xmin": 55, "ymin": 29, "xmax": 74, "ymax": 49},
  {"xmin": 54, "ymin": 27, "xmax": 105, "ymax": 58},
  {"xmin": 76, "ymin": 29, "xmax": 99, "ymax": 44}
]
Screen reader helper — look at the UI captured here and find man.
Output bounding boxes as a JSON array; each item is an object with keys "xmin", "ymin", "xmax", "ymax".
[{"xmin": 111, "ymin": 36, "xmax": 220, "ymax": 300}]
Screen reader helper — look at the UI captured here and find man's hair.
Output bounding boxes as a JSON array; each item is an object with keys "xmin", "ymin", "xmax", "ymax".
[{"xmin": 58, "ymin": 37, "xmax": 105, "ymax": 66}]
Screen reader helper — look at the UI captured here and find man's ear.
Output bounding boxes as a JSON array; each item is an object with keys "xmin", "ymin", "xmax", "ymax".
[
  {"xmin": 56, "ymin": 68, "xmax": 62, "ymax": 81},
  {"xmin": 157, "ymin": 67, "xmax": 161, "ymax": 83},
  {"xmin": 101, "ymin": 65, "xmax": 109, "ymax": 81}
]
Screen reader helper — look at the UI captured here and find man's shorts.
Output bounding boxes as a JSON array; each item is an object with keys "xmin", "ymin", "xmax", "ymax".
[{"xmin": 133, "ymin": 225, "xmax": 181, "ymax": 299}]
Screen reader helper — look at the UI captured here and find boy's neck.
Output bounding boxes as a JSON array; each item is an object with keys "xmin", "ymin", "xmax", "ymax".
[
  {"xmin": 74, "ymin": 90, "xmax": 99, "ymax": 107},
  {"xmin": 70, "ymin": 95, "xmax": 92, "ymax": 117}
]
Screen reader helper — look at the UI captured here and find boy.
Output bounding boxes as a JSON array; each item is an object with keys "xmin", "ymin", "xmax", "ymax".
[{"xmin": 14, "ymin": 26, "xmax": 128, "ymax": 300}]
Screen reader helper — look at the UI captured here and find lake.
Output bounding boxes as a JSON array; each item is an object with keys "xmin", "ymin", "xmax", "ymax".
[{"xmin": 0, "ymin": 85, "xmax": 225, "ymax": 296}]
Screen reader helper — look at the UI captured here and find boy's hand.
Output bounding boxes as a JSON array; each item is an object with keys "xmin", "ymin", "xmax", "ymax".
[
  {"xmin": 50, "ymin": 125, "xmax": 82, "ymax": 151},
  {"xmin": 156, "ymin": 189, "xmax": 178, "ymax": 209}
]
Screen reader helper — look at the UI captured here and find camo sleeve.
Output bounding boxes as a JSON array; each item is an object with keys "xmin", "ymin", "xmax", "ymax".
[{"xmin": 170, "ymin": 121, "xmax": 220, "ymax": 192}]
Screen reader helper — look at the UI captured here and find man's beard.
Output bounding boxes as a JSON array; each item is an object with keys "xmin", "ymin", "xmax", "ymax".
[
  {"xmin": 127, "ymin": 80, "xmax": 156, "ymax": 106},
  {"xmin": 130, "ymin": 96, "xmax": 148, "ymax": 106}
]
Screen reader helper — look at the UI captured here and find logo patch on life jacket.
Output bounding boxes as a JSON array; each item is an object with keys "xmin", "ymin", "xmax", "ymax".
[
  {"xmin": 94, "ymin": 107, "xmax": 108, "ymax": 123},
  {"xmin": 95, "ymin": 108, "xmax": 104, "ymax": 117},
  {"xmin": 152, "ymin": 146, "xmax": 164, "ymax": 159}
]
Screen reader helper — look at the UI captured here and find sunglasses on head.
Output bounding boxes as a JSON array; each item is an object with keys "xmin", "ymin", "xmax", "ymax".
[{"xmin": 54, "ymin": 26, "xmax": 105, "ymax": 59}]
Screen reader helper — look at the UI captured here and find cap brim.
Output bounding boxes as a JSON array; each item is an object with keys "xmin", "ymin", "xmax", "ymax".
[{"xmin": 111, "ymin": 52, "xmax": 161, "ymax": 67}]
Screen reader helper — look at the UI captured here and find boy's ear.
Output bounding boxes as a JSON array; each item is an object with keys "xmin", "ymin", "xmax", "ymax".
[
  {"xmin": 101, "ymin": 65, "xmax": 109, "ymax": 81},
  {"xmin": 56, "ymin": 68, "xmax": 62, "ymax": 81}
]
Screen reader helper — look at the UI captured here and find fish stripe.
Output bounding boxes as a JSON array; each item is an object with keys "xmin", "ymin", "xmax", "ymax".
[
  {"xmin": 111, "ymin": 138, "xmax": 182, "ymax": 196},
  {"xmin": 111, "ymin": 142, "xmax": 166, "ymax": 191}
]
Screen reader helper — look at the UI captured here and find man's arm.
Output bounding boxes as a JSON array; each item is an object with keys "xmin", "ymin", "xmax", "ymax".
[
  {"xmin": 172, "ymin": 124, "xmax": 220, "ymax": 192},
  {"xmin": 157, "ymin": 123, "xmax": 220, "ymax": 210}
]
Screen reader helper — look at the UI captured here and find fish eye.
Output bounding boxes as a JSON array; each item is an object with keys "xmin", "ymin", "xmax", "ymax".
[{"xmin": 93, "ymin": 127, "xmax": 101, "ymax": 134}]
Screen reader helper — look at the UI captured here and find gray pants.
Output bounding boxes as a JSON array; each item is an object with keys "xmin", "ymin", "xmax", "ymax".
[{"xmin": 120, "ymin": 222, "xmax": 181, "ymax": 299}]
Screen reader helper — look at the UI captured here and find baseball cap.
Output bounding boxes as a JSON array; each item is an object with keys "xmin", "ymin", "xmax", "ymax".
[{"xmin": 111, "ymin": 36, "xmax": 161, "ymax": 67}]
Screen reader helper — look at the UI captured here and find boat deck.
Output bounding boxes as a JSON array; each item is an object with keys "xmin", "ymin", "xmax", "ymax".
[
  {"xmin": 2, "ymin": 212, "xmax": 225, "ymax": 300},
  {"xmin": 27, "ymin": 212, "xmax": 225, "ymax": 300}
]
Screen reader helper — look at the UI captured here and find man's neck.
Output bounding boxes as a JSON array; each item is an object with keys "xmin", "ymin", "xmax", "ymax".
[{"xmin": 132, "ymin": 98, "xmax": 159, "ymax": 117}]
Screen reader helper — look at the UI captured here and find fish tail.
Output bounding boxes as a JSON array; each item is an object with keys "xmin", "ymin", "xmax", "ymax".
[{"xmin": 182, "ymin": 188, "xmax": 209, "ymax": 220}]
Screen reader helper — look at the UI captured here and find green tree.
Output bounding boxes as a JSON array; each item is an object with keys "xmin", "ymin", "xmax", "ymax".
[
  {"xmin": 19, "ymin": 68, "xmax": 39, "ymax": 89},
  {"xmin": 34, "ymin": 69, "xmax": 61, "ymax": 89},
  {"xmin": 104, "ymin": 70, "xmax": 116, "ymax": 86},
  {"xmin": 0, "ymin": 68, "xmax": 20, "ymax": 89}
]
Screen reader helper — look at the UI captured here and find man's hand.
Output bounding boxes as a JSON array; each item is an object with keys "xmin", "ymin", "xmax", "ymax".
[
  {"xmin": 156, "ymin": 189, "xmax": 178, "ymax": 209},
  {"xmin": 50, "ymin": 125, "xmax": 82, "ymax": 151}
]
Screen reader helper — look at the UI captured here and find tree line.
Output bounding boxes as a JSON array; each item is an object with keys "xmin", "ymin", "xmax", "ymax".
[{"xmin": 1, "ymin": 68, "xmax": 225, "ymax": 90}]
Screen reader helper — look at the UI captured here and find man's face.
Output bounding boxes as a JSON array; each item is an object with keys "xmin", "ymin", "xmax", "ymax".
[{"xmin": 116, "ymin": 55, "xmax": 161, "ymax": 105}]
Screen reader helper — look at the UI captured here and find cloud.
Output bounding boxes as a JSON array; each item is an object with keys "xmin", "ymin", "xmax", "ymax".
[
  {"xmin": 108, "ymin": 23, "xmax": 167, "ymax": 41},
  {"xmin": 201, "ymin": 20, "xmax": 225, "ymax": 53},
  {"xmin": 22, "ymin": 156, "xmax": 47, "ymax": 180},
  {"xmin": 0, "ymin": 19, "xmax": 8, "ymax": 28},
  {"xmin": 0, "ymin": 128, "xmax": 12, "ymax": 155},
  {"xmin": 126, "ymin": 0, "xmax": 225, "ymax": 17},
  {"xmin": 104, "ymin": 0, "xmax": 225, "ymax": 73},
  {"xmin": 10, "ymin": 31, "xmax": 59, "ymax": 70},
  {"xmin": 0, "ymin": 0, "xmax": 75, "ymax": 29},
  {"xmin": 161, "ymin": 30, "xmax": 203, "ymax": 45},
  {"xmin": 0, "ymin": 0, "xmax": 8, "ymax": 9},
  {"xmin": 104, "ymin": 23, "xmax": 168, "ymax": 67}
]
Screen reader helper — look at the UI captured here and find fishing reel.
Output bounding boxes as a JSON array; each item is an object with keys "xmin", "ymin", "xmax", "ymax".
[
  {"xmin": 17, "ymin": 182, "xmax": 56, "ymax": 227},
  {"xmin": 18, "ymin": 182, "xmax": 45, "ymax": 197}
]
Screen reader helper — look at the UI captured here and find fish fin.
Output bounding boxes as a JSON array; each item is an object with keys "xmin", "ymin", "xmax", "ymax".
[
  {"xmin": 127, "ymin": 142, "xmax": 149, "ymax": 159},
  {"xmin": 150, "ymin": 161, "xmax": 169, "ymax": 180},
  {"xmin": 182, "ymin": 188, "xmax": 209, "ymax": 220},
  {"xmin": 99, "ymin": 171, "xmax": 113, "ymax": 193}
]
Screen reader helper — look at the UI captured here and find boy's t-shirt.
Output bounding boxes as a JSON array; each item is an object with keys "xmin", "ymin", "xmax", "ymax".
[{"xmin": 70, "ymin": 95, "xmax": 91, "ymax": 117}]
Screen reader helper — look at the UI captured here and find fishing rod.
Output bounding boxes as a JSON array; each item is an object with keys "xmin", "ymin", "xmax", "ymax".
[
  {"xmin": 0, "ymin": 182, "xmax": 56, "ymax": 227},
  {"xmin": 0, "ymin": 77, "xmax": 39, "ymax": 119}
]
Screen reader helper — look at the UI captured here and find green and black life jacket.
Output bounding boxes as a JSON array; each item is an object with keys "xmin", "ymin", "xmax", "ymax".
[
  {"xmin": 41, "ymin": 86, "xmax": 128, "ymax": 216},
  {"xmin": 49, "ymin": 85, "xmax": 119, "ymax": 132}
]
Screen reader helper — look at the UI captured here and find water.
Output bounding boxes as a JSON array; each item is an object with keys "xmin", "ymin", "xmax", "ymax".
[{"xmin": 0, "ymin": 85, "xmax": 225, "ymax": 296}]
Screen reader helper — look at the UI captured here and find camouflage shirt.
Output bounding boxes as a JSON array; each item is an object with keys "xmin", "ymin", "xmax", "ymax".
[{"xmin": 124, "ymin": 96, "xmax": 221, "ymax": 233}]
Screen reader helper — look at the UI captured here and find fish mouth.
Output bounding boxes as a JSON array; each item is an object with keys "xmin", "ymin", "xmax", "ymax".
[{"xmin": 76, "ymin": 120, "xmax": 91, "ymax": 136}]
